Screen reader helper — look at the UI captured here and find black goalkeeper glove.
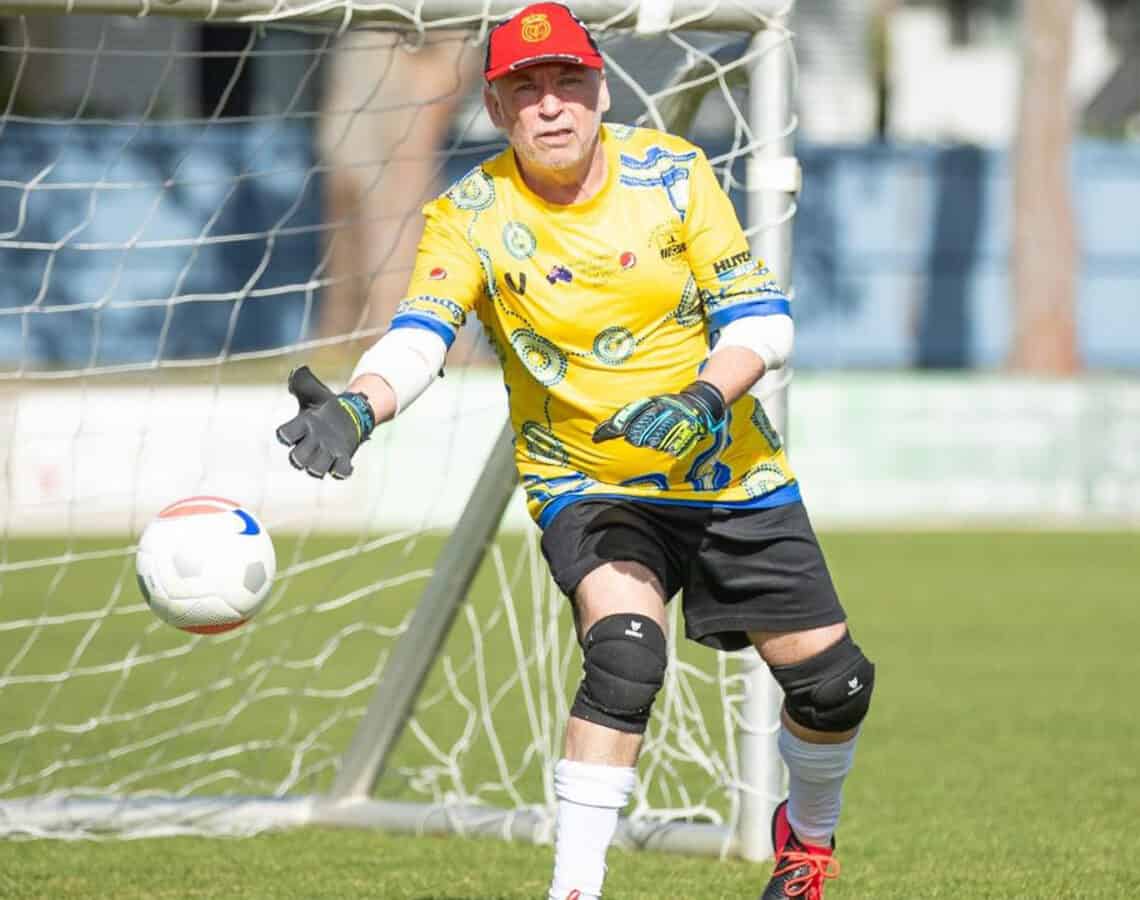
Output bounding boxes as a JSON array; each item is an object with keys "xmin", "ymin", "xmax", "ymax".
[
  {"xmin": 275, "ymin": 366, "xmax": 375, "ymax": 480},
  {"xmin": 592, "ymin": 380, "xmax": 727, "ymax": 458}
]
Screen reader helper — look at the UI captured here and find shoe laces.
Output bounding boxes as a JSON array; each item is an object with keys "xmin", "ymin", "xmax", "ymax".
[{"xmin": 772, "ymin": 849, "xmax": 841, "ymax": 898}]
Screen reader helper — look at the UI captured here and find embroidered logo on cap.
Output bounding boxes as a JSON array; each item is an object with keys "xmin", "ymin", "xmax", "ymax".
[{"xmin": 521, "ymin": 13, "xmax": 552, "ymax": 42}]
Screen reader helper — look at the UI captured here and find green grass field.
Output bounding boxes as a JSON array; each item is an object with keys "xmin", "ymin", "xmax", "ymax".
[{"xmin": 2, "ymin": 531, "xmax": 1138, "ymax": 899}]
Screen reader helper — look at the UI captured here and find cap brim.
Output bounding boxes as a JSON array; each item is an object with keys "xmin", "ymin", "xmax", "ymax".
[{"xmin": 485, "ymin": 53, "xmax": 604, "ymax": 82}]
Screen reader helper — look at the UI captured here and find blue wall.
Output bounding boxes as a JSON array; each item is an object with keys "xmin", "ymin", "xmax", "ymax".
[
  {"xmin": 1, "ymin": 125, "xmax": 1137, "ymax": 370},
  {"xmin": 789, "ymin": 142, "xmax": 1140, "ymax": 370},
  {"xmin": 0, "ymin": 122, "xmax": 319, "ymax": 368}
]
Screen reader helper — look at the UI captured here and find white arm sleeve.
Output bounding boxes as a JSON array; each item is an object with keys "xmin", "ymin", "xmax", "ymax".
[
  {"xmin": 350, "ymin": 326, "xmax": 448, "ymax": 415},
  {"xmin": 712, "ymin": 313, "xmax": 794, "ymax": 372}
]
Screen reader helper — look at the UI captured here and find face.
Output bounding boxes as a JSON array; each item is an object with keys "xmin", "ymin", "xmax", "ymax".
[{"xmin": 485, "ymin": 63, "xmax": 611, "ymax": 173}]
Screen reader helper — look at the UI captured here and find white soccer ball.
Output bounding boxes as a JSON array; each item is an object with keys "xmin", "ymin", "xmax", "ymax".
[{"xmin": 135, "ymin": 496, "xmax": 276, "ymax": 634}]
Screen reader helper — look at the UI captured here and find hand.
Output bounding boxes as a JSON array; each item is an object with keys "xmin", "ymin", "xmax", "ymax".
[
  {"xmin": 275, "ymin": 366, "xmax": 374, "ymax": 479},
  {"xmin": 592, "ymin": 380, "xmax": 727, "ymax": 458}
]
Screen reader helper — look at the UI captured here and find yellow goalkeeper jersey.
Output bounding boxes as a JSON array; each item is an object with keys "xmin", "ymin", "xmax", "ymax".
[{"xmin": 391, "ymin": 124, "xmax": 799, "ymax": 527}]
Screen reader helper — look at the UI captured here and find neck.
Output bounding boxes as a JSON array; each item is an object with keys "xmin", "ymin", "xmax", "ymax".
[{"xmin": 515, "ymin": 131, "xmax": 607, "ymax": 206}]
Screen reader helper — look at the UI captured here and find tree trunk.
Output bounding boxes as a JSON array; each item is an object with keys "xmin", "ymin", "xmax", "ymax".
[{"xmin": 1010, "ymin": 0, "xmax": 1081, "ymax": 373}]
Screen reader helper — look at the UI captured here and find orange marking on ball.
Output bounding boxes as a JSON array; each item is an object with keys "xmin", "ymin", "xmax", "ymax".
[
  {"xmin": 158, "ymin": 496, "xmax": 240, "ymax": 518},
  {"xmin": 183, "ymin": 620, "xmax": 246, "ymax": 635}
]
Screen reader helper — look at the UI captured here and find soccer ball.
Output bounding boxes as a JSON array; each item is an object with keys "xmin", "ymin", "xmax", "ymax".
[{"xmin": 135, "ymin": 496, "xmax": 276, "ymax": 634}]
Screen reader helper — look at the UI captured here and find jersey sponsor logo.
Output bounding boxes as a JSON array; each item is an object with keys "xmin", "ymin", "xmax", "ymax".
[
  {"xmin": 620, "ymin": 251, "xmax": 637, "ymax": 270},
  {"xmin": 649, "ymin": 222, "xmax": 687, "ymax": 266},
  {"xmin": 546, "ymin": 264, "xmax": 572, "ymax": 285},
  {"xmin": 428, "ymin": 267, "xmax": 447, "ymax": 280},
  {"xmin": 521, "ymin": 12, "xmax": 552, "ymax": 42},
  {"xmin": 505, "ymin": 272, "xmax": 527, "ymax": 295},
  {"xmin": 713, "ymin": 250, "xmax": 752, "ymax": 275},
  {"xmin": 715, "ymin": 260, "xmax": 761, "ymax": 283}
]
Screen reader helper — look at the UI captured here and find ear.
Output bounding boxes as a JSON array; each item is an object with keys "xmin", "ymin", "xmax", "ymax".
[
  {"xmin": 597, "ymin": 72, "xmax": 612, "ymax": 116},
  {"xmin": 484, "ymin": 83, "xmax": 505, "ymax": 129}
]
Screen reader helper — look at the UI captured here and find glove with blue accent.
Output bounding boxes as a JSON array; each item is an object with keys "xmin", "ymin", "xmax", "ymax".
[
  {"xmin": 275, "ymin": 366, "xmax": 375, "ymax": 479},
  {"xmin": 592, "ymin": 380, "xmax": 727, "ymax": 458}
]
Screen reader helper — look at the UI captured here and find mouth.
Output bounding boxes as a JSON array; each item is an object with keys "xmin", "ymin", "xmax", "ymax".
[{"xmin": 537, "ymin": 128, "xmax": 574, "ymax": 142}]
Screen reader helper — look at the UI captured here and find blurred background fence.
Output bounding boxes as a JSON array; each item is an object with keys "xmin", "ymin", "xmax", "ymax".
[{"xmin": 3, "ymin": 133, "xmax": 1138, "ymax": 370}]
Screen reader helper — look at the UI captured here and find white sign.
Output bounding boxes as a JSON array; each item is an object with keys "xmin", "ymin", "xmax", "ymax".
[{"xmin": 3, "ymin": 373, "xmax": 1138, "ymax": 535}]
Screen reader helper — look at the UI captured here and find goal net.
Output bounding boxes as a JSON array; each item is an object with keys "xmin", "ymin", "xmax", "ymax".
[{"xmin": 0, "ymin": 0, "xmax": 799, "ymax": 861}]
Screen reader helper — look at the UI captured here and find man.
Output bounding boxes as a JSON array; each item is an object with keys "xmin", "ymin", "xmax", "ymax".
[{"xmin": 277, "ymin": 5, "xmax": 874, "ymax": 898}]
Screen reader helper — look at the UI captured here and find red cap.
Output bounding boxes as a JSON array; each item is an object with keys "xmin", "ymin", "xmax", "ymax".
[{"xmin": 484, "ymin": 3, "xmax": 603, "ymax": 82}]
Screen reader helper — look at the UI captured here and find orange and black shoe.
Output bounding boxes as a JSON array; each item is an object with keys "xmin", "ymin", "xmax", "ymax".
[{"xmin": 759, "ymin": 801, "xmax": 841, "ymax": 899}]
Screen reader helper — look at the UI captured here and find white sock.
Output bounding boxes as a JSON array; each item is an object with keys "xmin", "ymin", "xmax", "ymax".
[
  {"xmin": 547, "ymin": 759, "xmax": 637, "ymax": 900},
  {"xmin": 777, "ymin": 727, "xmax": 859, "ymax": 848}
]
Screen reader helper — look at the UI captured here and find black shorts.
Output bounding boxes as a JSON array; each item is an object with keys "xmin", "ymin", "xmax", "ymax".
[{"xmin": 539, "ymin": 499, "xmax": 845, "ymax": 652}]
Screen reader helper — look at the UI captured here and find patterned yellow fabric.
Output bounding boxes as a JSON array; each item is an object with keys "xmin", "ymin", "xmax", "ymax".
[{"xmin": 391, "ymin": 124, "xmax": 799, "ymax": 526}]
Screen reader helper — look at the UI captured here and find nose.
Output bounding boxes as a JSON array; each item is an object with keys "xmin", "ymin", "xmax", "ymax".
[{"xmin": 538, "ymin": 89, "xmax": 562, "ymax": 119}]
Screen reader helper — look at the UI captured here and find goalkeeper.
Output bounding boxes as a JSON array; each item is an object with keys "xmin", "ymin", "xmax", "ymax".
[{"xmin": 278, "ymin": 4, "xmax": 874, "ymax": 898}]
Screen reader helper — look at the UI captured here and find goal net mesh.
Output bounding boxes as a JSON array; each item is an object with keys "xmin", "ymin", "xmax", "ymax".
[{"xmin": 0, "ymin": 4, "xmax": 796, "ymax": 843}]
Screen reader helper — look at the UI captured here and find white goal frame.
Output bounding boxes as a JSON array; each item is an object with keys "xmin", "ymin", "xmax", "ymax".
[{"xmin": 0, "ymin": 0, "xmax": 800, "ymax": 862}]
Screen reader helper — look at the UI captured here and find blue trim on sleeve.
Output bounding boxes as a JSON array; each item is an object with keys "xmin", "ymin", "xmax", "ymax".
[
  {"xmin": 390, "ymin": 313, "xmax": 457, "ymax": 348},
  {"xmin": 537, "ymin": 481, "xmax": 802, "ymax": 530},
  {"xmin": 707, "ymin": 299, "xmax": 791, "ymax": 331}
]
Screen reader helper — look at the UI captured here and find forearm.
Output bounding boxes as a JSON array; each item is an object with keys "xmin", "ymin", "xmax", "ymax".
[
  {"xmin": 699, "ymin": 312, "xmax": 794, "ymax": 404},
  {"xmin": 698, "ymin": 345, "xmax": 767, "ymax": 406},
  {"xmin": 347, "ymin": 373, "xmax": 398, "ymax": 426}
]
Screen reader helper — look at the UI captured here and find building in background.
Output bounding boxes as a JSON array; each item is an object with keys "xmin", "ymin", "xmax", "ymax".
[
  {"xmin": 791, "ymin": 1, "xmax": 877, "ymax": 142},
  {"xmin": 885, "ymin": 0, "xmax": 1116, "ymax": 145}
]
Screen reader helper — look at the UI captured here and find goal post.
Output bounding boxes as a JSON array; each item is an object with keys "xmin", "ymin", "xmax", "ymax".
[
  {"xmin": 0, "ymin": 0, "xmax": 800, "ymax": 863},
  {"xmin": 2, "ymin": 0, "xmax": 792, "ymax": 28}
]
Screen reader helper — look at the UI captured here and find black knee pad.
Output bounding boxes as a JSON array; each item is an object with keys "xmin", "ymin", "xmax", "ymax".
[
  {"xmin": 769, "ymin": 632, "xmax": 875, "ymax": 733},
  {"xmin": 571, "ymin": 614, "xmax": 668, "ymax": 734}
]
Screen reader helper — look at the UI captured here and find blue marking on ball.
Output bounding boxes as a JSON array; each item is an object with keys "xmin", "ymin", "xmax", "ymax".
[{"xmin": 234, "ymin": 509, "xmax": 260, "ymax": 535}]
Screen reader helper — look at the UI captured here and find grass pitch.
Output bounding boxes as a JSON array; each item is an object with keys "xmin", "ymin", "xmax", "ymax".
[{"xmin": 2, "ymin": 530, "xmax": 1138, "ymax": 898}]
